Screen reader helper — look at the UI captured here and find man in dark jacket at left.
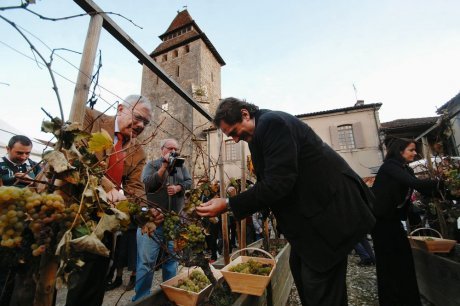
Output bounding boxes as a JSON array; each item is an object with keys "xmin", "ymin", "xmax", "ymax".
[
  {"xmin": 0, "ymin": 135, "xmax": 41, "ymax": 305},
  {"xmin": 197, "ymin": 97, "xmax": 375, "ymax": 306}
]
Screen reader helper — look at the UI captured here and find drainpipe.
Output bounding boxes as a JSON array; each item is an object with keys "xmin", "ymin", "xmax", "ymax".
[{"xmin": 373, "ymin": 105, "xmax": 385, "ymax": 161}]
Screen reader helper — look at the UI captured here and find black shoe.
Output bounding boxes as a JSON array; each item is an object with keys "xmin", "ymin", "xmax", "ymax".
[
  {"xmin": 126, "ymin": 275, "xmax": 136, "ymax": 291},
  {"xmin": 105, "ymin": 276, "xmax": 122, "ymax": 291}
]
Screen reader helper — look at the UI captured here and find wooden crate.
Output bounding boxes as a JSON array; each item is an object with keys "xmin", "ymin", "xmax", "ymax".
[
  {"xmin": 408, "ymin": 236, "xmax": 456, "ymax": 253},
  {"xmin": 160, "ymin": 266, "xmax": 222, "ymax": 306},
  {"xmin": 221, "ymin": 248, "xmax": 276, "ymax": 296}
]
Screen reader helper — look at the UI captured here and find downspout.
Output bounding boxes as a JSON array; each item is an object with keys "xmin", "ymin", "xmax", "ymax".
[{"xmin": 373, "ymin": 105, "xmax": 385, "ymax": 161}]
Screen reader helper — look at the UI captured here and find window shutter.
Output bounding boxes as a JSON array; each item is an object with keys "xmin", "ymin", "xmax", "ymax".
[
  {"xmin": 353, "ymin": 122, "xmax": 365, "ymax": 149},
  {"xmin": 329, "ymin": 125, "xmax": 339, "ymax": 150}
]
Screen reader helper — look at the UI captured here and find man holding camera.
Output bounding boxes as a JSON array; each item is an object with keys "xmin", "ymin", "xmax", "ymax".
[
  {"xmin": 0, "ymin": 135, "xmax": 41, "ymax": 305},
  {"xmin": 132, "ymin": 138, "xmax": 192, "ymax": 301},
  {"xmin": 1, "ymin": 135, "xmax": 41, "ymax": 188}
]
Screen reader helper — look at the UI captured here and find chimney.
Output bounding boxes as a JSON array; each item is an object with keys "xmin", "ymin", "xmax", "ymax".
[{"xmin": 354, "ymin": 100, "xmax": 364, "ymax": 106}]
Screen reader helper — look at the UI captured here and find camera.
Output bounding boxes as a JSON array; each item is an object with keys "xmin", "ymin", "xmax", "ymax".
[{"xmin": 168, "ymin": 151, "xmax": 185, "ymax": 168}]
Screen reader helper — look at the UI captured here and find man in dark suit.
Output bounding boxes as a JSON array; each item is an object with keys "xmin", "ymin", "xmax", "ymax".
[{"xmin": 197, "ymin": 97, "xmax": 375, "ymax": 306}]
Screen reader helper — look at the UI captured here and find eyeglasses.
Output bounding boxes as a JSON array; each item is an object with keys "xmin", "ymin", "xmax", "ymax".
[
  {"xmin": 163, "ymin": 146, "xmax": 178, "ymax": 151},
  {"xmin": 133, "ymin": 113, "xmax": 150, "ymax": 126}
]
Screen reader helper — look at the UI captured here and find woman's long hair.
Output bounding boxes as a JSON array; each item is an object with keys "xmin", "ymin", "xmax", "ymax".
[{"xmin": 384, "ymin": 138, "xmax": 416, "ymax": 163}]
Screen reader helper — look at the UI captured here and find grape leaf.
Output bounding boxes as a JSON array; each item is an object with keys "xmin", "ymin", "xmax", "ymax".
[
  {"xmin": 43, "ymin": 150, "xmax": 72, "ymax": 173},
  {"xmin": 88, "ymin": 129, "xmax": 113, "ymax": 153}
]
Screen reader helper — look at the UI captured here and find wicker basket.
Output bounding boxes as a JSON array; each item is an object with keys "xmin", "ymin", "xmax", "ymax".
[
  {"xmin": 220, "ymin": 247, "xmax": 276, "ymax": 296},
  {"xmin": 408, "ymin": 228, "xmax": 456, "ymax": 253},
  {"xmin": 160, "ymin": 266, "xmax": 222, "ymax": 306}
]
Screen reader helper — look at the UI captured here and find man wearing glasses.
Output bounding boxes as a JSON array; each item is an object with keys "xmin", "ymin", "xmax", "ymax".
[
  {"xmin": 66, "ymin": 95, "xmax": 163, "ymax": 306},
  {"xmin": 132, "ymin": 138, "xmax": 192, "ymax": 301}
]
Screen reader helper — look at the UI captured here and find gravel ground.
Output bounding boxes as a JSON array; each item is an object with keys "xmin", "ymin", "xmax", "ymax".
[
  {"xmin": 57, "ymin": 253, "xmax": 435, "ymax": 306},
  {"xmin": 286, "ymin": 253, "xmax": 378, "ymax": 306}
]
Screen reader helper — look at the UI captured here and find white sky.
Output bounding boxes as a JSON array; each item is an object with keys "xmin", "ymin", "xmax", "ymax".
[{"xmin": 1, "ymin": 0, "xmax": 460, "ymax": 140}]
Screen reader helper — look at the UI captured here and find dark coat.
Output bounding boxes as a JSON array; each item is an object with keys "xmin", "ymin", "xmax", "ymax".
[
  {"xmin": 371, "ymin": 158, "xmax": 439, "ymax": 221},
  {"xmin": 229, "ymin": 109, "xmax": 375, "ymax": 272}
]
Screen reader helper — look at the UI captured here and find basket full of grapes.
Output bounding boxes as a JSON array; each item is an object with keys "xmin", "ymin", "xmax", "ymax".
[
  {"xmin": 220, "ymin": 247, "xmax": 276, "ymax": 296},
  {"xmin": 160, "ymin": 266, "xmax": 222, "ymax": 306}
]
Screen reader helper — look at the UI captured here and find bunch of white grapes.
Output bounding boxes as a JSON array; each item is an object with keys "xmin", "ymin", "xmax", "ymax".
[
  {"xmin": 0, "ymin": 186, "xmax": 79, "ymax": 256},
  {"xmin": 0, "ymin": 186, "xmax": 28, "ymax": 248}
]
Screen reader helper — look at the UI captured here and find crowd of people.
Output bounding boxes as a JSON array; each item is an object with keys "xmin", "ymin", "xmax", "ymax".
[{"xmin": 0, "ymin": 95, "xmax": 449, "ymax": 306}]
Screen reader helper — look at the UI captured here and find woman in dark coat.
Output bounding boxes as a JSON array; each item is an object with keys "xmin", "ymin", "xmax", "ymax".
[{"xmin": 371, "ymin": 138, "xmax": 441, "ymax": 306}]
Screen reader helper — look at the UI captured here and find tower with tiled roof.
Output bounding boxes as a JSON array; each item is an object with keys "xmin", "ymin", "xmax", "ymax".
[{"xmin": 141, "ymin": 9, "xmax": 225, "ymax": 180}]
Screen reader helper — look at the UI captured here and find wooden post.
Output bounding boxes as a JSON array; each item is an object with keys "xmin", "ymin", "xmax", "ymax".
[
  {"xmin": 33, "ymin": 253, "xmax": 59, "ymax": 306},
  {"xmin": 69, "ymin": 14, "xmax": 103, "ymax": 124},
  {"xmin": 422, "ymin": 136, "xmax": 433, "ymax": 172},
  {"xmin": 240, "ymin": 144, "xmax": 247, "ymax": 252},
  {"xmin": 34, "ymin": 15, "xmax": 103, "ymax": 306},
  {"xmin": 218, "ymin": 130, "xmax": 230, "ymax": 264}
]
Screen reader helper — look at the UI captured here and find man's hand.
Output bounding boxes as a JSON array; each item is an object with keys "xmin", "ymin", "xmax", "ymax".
[
  {"xmin": 195, "ymin": 198, "xmax": 227, "ymax": 217},
  {"xmin": 166, "ymin": 184, "xmax": 182, "ymax": 196},
  {"xmin": 141, "ymin": 222, "xmax": 157, "ymax": 237},
  {"xmin": 106, "ymin": 188, "xmax": 127, "ymax": 206},
  {"xmin": 14, "ymin": 172, "xmax": 33, "ymax": 184},
  {"xmin": 150, "ymin": 208, "xmax": 164, "ymax": 226}
]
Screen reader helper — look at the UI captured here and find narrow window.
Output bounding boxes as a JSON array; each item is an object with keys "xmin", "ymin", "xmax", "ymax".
[
  {"xmin": 225, "ymin": 140, "xmax": 240, "ymax": 161},
  {"xmin": 176, "ymin": 65, "xmax": 180, "ymax": 77},
  {"xmin": 184, "ymin": 45, "xmax": 190, "ymax": 53},
  {"xmin": 211, "ymin": 72, "xmax": 214, "ymax": 82},
  {"xmin": 173, "ymin": 50, "xmax": 178, "ymax": 58},
  {"xmin": 337, "ymin": 125, "xmax": 356, "ymax": 150},
  {"xmin": 162, "ymin": 54, "xmax": 168, "ymax": 62}
]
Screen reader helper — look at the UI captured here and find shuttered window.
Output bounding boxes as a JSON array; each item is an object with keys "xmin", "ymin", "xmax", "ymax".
[{"xmin": 337, "ymin": 125, "xmax": 356, "ymax": 150}]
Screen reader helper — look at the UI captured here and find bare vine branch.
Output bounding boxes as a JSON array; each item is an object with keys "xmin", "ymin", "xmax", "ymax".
[
  {"xmin": 0, "ymin": 2, "xmax": 143, "ymax": 29},
  {"xmin": 0, "ymin": 14, "xmax": 65, "ymax": 123}
]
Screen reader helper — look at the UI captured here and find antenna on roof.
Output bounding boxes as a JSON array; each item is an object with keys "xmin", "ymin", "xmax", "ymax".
[
  {"xmin": 353, "ymin": 83, "xmax": 358, "ymax": 101},
  {"xmin": 353, "ymin": 83, "xmax": 364, "ymax": 106}
]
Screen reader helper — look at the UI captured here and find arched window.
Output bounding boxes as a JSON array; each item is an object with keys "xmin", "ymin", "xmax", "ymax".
[
  {"xmin": 173, "ymin": 50, "xmax": 179, "ymax": 58},
  {"xmin": 184, "ymin": 45, "xmax": 190, "ymax": 53}
]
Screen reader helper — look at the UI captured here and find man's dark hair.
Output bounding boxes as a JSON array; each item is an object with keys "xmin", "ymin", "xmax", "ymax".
[
  {"xmin": 213, "ymin": 97, "xmax": 259, "ymax": 126},
  {"xmin": 8, "ymin": 135, "xmax": 32, "ymax": 148},
  {"xmin": 384, "ymin": 137, "xmax": 416, "ymax": 162}
]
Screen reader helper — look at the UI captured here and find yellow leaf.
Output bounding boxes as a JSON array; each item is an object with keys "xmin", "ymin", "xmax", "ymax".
[{"xmin": 88, "ymin": 129, "xmax": 113, "ymax": 153}]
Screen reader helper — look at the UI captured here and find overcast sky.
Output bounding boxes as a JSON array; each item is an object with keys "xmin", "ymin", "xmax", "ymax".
[{"xmin": 1, "ymin": 0, "xmax": 460, "ymax": 140}]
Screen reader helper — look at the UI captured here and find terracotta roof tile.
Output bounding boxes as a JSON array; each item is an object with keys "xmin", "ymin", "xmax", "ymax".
[
  {"xmin": 163, "ymin": 10, "xmax": 194, "ymax": 36},
  {"xmin": 296, "ymin": 103, "xmax": 382, "ymax": 118},
  {"xmin": 151, "ymin": 9, "xmax": 225, "ymax": 66},
  {"xmin": 380, "ymin": 116, "xmax": 439, "ymax": 130}
]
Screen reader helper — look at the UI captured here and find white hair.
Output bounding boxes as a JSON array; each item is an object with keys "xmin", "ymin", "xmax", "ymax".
[
  {"xmin": 160, "ymin": 138, "xmax": 178, "ymax": 148},
  {"xmin": 122, "ymin": 95, "xmax": 152, "ymax": 112}
]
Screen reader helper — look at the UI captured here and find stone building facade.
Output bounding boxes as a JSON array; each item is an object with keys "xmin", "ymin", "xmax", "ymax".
[{"xmin": 140, "ymin": 9, "xmax": 225, "ymax": 181}]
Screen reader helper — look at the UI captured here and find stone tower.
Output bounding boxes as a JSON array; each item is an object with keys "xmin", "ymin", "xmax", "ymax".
[{"xmin": 141, "ymin": 9, "xmax": 225, "ymax": 182}]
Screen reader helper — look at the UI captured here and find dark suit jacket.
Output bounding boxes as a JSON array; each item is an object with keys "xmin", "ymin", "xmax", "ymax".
[
  {"xmin": 229, "ymin": 109, "xmax": 375, "ymax": 272},
  {"xmin": 83, "ymin": 108, "xmax": 146, "ymax": 200},
  {"xmin": 371, "ymin": 158, "xmax": 438, "ymax": 221}
]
